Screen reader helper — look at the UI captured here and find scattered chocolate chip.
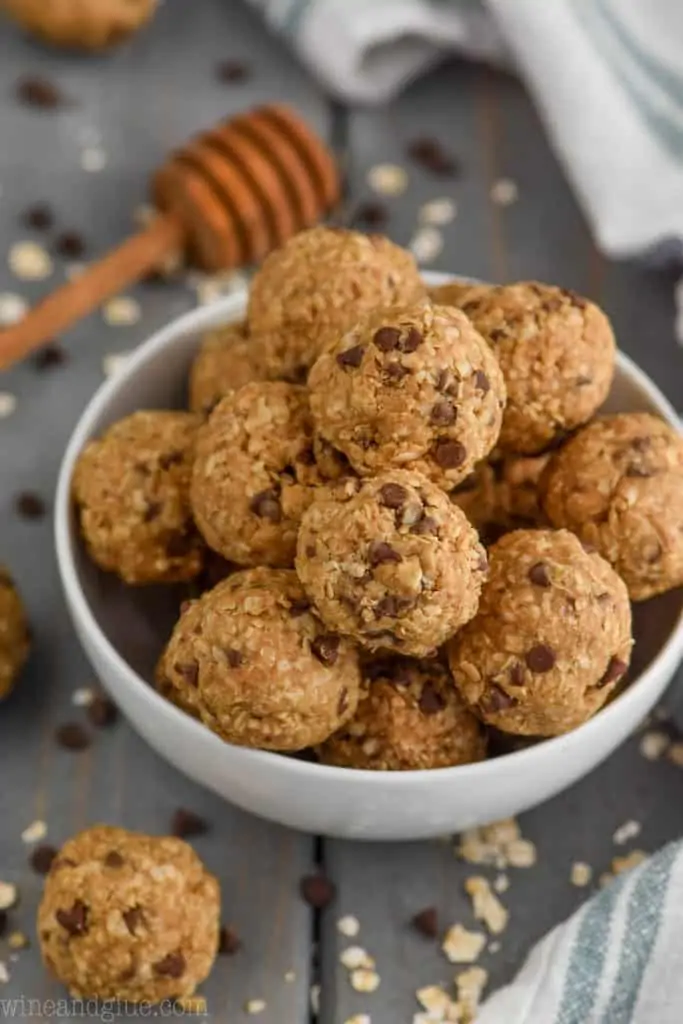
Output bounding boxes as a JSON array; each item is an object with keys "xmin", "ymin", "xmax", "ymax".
[
  {"xmin": 337, "ymin": 688, "xmax": 349, "ymax": 716},
  {"xmin": 174, "ymin": 661, "xmax": 199, "ymax": 687},
  {"xmin": 419, "ymin": 683, "xmax": 446, "ymax": 715},
  {"xmin": 17, "ymin": 76, "xmax": 64, "ymax": 109},
  {"xmin": 22, "ymin": 203, "xmax": 53, "ymax": 230},
  {"xmin": 15, "ymin": 491, "xmax": 46, "ymax": 520},
  {"xmin": 528, "ymin": 562, "xmax": 551, "ymax": 587},
  {"xmin": 249, "ymin": 489, "xmax": 282, "ymax": 522},
  {"xmin": 412, "ymin": 906, "xmax": 438, "ymax": 939},
  {"xmin": 401, "ymin": 328, "xmax": 423, "ymax": 353},
  {"xmin": 407, "ymin": 137, "xmax": 460, "ymax": 177},
  {"xmin": 223, "ymin": 647, "xmax": 243, "ymax": 668},
  {"xmin": 300, "ymin": 874, "xmax": 336, "ymax": 909},
  {"xmin": 379, "ymin": 483, "xmax": 408, "ymax": 509},
  {"xmin": 525, "ymin": 644, "xmax": 556, "ymax": 673},
  {"xmin": 216, "ymin": 60, "xmax": 250, "ymax": 83},
  {"xmin": 336, "ymin": 345, "xmax": 364, "ymax": 369},
  {"xmin": 430, "ymin": 400, "xmax": 457, "ymax": 426},
  {"xmin": 374, "ymin": 595, "xmax": 412, "ymax": 618},
  {"xmin": 122, "ymin": 907, "xmax": 144, "ymax": 936},
  {"xmin": 373, "ymin": 327, "xmax": 401, "ymax": 352},
  {"xmin": 87, "ymin": 694, "xmax": 118, "ymax": 729},
  {"xmin": 55, "ymin": 722, "xmax": 90, "ymax": 751},
  {"xmin": 410, "ymin": 515, "xmax": 438, "ymax": 536},
  {"xmin": 33, "ymin": 344, "xmax": 67, "ymax": 371},
  {"xmin": 368, "ymin": 540, "xmax": 402, "ymax": 567},
  {"xmin": 55, "ymin": 231, "xmax": 85, "ymax": 259},
  {"xmin": 104, "ymin": 851, "xmax": 124, "ymax": 868},
  {"xmin": 56, "ymin": 900, "xmax": 88, "ymax": 936},
  {"xmin": 474, "ymin": 370, "xmax": 490, "ymax": 394},
  {"xmin": 311, "ymin": 634, "xmax": 340, "ymax": 666},
  {"xmin": 432, "ymin": 439, "xmax": 467, "ymax": 470},
  {"xmin": 30, "ymin": 845, "xmax": 57, "ymax": 876},
  {"xmin": 599, "ymin": 656, "xmax": 628, "ymax": 688},
  {"xmin": 159, "ymin": 450, "xmax": 184, "ymax": 470},
  {"xmin": 485, "ymin": 684, "xmax": 518, "ymax": 711},
  {"xmin": 218, "ymin": 925, "xmax": 241, "ymax": 955},
  {"xmin": 143, "ymin": 500, "xmax": 162, "ymax": 523},
  {"xmin": 384, "ymin": 361, "xmax": 410, "ymax": 382},
  {"xmin": 351, "ymin": 200, "xmax": 388, "ymax": 229},
  {"xmin": 153, "ymin": 952, "xmax": 186, "ymax": 978},
  {"xmin": 509, "ymin": 663, "xmax": 525, "ymax": 686}
]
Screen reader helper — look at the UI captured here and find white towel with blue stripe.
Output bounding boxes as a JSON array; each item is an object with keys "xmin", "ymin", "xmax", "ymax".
[
  {"xmin": 247, "ymin": 0, "xmax": 683, "ymax": 259},
  {"xmin": 476, "ymin": 841, "xmax": 683, "ymax": 1024}
]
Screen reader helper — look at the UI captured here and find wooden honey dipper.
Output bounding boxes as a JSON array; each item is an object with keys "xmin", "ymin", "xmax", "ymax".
[{"xmin": 0, "ymin": 104, "xmax": 340, "ymax": 371}]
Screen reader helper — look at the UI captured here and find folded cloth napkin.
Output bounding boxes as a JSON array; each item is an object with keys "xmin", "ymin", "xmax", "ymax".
[
  {"xmin": 476, "ymin": 841, "xmax": 683, "ymax": 1024},
  {"xmin": 248, "ymin": 0, "xmax": 683, "ymax": 259}
]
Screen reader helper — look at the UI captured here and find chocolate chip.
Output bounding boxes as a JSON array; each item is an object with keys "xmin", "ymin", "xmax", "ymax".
[
  {"xmin": 17, "ymin": 76, "xmax": 64, "ymax": 109},
  {"xmin": 87, "ymin": 695, "xmax": 118, "ymax": 729},
  {"xmin": 351, "ymin": 200, "xmax": 388, "ymax": 229},
  {"xmin": 143, "ymin": 501, "xmax": 162, "ymax": 523},
  {"xmin": 433, "ymin": 439, "xmax": 467, "ymax": 469},
  {"xmin": 249, "ymin": 489, "xmax": 282, "ymax": 522},
  {"xmin": 410, "ymin": 515, "xmax": 439, "ymax": 536},
  {"xmin": 216, "ymin": 60, "xmax": 250, "ymax": 83},
  {"xmin": 311, "ymin": 634, "xmax": 340, "ymax": 665},
  {"xmin": 560, "ymin": 288, "xmax": 587, "ymax": 308},
  {"xmin": 374, "ymin": 595, "xmax": 412, "ymax": 618},
  {"xmin": 599, "ymin": 656, "xmax": 628, "ymax": 688},
  {"xmin": 300, "ymin": 874, "xmax": 336, "ymax": 909},
  {"xmin": 407, "ymin": 137, "xmax": 460, "ymax": 177},
  {"xmin": 401, "ymin": 328, "xmax": 423, "ymax": 353},
  {"xmin": 368, "ymin": 540, "xmax": 402, "ymax": 567},
  {"xmin": 153, "ymin": 952, "xmax": 186, "ymax": 978},
  {"xmin": 528, "ymin": 562, "xmax": 551, "ymax": 587},
  {"xmin": 430, "ymin": 400, "xmax": 457, "ymax": 426},
  {"xmin": 337, "ymin": 688, "xmax": 349, "ymax": 716},
  {"xmin": 171, "ymin": 806, "xmax": 209, "ymax": 840},
  {"xmin": 122, "ymin": 907, "xmax": 144, "ymax": 936},
  {"xmin": 474, "ymin": 370, "xmax": 490, "ymax": 394},
  {"xmin": 223, "ymin": 647, "xmax": 243, "ymax": 668},
  {"xmin": 576, "ymin": 375, "xmax": 593, "ymax": 387},
  {"xmin": 384, "ymin": 361, "xmax": 410, "ymax": 382},
  {"xmin": 218, "ymin": 925, "xmax": 241, "ymax": 955},
  {"xmin": 174, "ymin": 661, "xmax": 199, "ymax": 687},
  {"xmin": 15, "ymin": 491, "xmax": 46, "ymax": 520},
  {"xmin": 55, "ymin": 231, "xmax": 85, "ymax": 259},
  {"xmin": 412, "ymin": 906, "xmax": 438, "ymax": 939},
  {"xmin": 22, "ymin": 203, "xmax": 53, "ymax": 230},
  {"xmin": 104, "ymin": 851, "xmax": 124, "ymax": 868},
  {"xmin": 159, "ymin": 450, "xmax": 184, "ymax": 470},
  {"xmin": 373, "ymin": 327, "xmax": 401, "ymax": 352},
  {"xmin": 55, "ymin": 723, "xmax": 90, "ymax": 751},
  {"xmin": 118, "ymin": 964, "xmax": 136, "ymax": 983},
  {"xmin": 56, "ymin": 900, "xmax": 88, "ymax": 936},
  {"xmin": 525, "ymin": 644, "xmax": 556, "ymax": 673},
  {"xmin": 419, "ymin": 683, "xmax": 446, "ymax": 715},
  {"xmin": 488, "ymin": 328, "xmax": 506, "ymax": 343},
  {"xmin": 336, "ymin": 345, "xmax": 365, "ymax": 369},
  {"xmin": 33, "ymin": 344, "xmax": 67, "ymax": 371},
  {"xmin": 485, "ymin": 684, "xmax": 518, "ymax": 711},
  {"xmin": 509, "ymin": 663, "xmax": 525, "ymax": 686},
  {"xmin": 379, "ymin": 483, "xmax": 408, "ymax": 509},
  {"xmin": 30, "ymin": 845, "xmax": 57, "ymax": 875},
  {"xmin": 289, "ymin": 598, "xmax": 311, "ymax": 617}
]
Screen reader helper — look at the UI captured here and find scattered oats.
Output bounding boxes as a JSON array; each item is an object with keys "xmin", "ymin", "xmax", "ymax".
[
  {"xmin": 417, "ymin": 985, "xmax": 453, "ymax": 1015},
  {"xmin": 284, "ymin": 970, "xmax": 296, "ymax": 983},
  {"xmin": 612, "ymin": 850, "xmax": 648, "ymax": 876},
  {"xmin": 409, "ymin": 226, "xmax": 444, "ymax": 265},
  {"xmin": 570, "ymin": 862, "xmax": 593, "ymax": 887},
  {"xmin": 457, "ymin": 818, "xmax": 525, "ymax": 869},
  {"xmin": 8, "ymin": 932, "xmax": 28, "ymax": 950},
  {"xmin": 310, "ymin": 984, "xmax": 321, "ymax": 1015},
  {"xmin": 613, "ymin": 820, "xmax": 641, "ymax": 846},
  {"xmin": 493, "ymin": 874, "xmax": 509, "ymax": 894},
  {"xmin": 80, "ymin": 146, "xmax": 107, "ymax": 173},
  {"xmin": 640, "ymin": 730, "xmax": 669, "ymax": 761},
  {"xmin": 0, "ymin": 962, "xmax": 9, "ymax": 985},
  {"xmin": 65, "ymin": 262, "xmax": 86, "ymax": 281},
  {"xmin": 344, "ymin": 1016, "xmax": 371, "ymax": 1024},
  {"xmin": 102, "ymin": 351, "xmax": 132, "ymax": 379},
  {"xmin": 0, "ymin": 392, "xmax": 17, "ymax": 420},
  {"xmin": 190, "ymin": 269, "xmax": 249, "ymax": 305},
  {"xmin": 668, "ymin": 742, "xmax": 683, "ymax": 767},
  {"xmin": 350, "ymin": 968, "xmax": 380, "ymax": 994},
  {"xmin": 455, "ymin": 966, "xmax": 488, "ymax": 1014},
  {"xmin": 420, "ymin": 197, "xmax": 457, "ymax": 226},
  {"xmin": 442, "ymin": 924, "xmax": 486, "ymax": 964},
  {"xmin": 490, "ymin": 177, "xmax": 518, "ymax": 206},
  {"xmin": 488, "ymin": 940, "xmax": 501, "ymax": 954},
  {"xmin": 72, "ymin": 687, "xmax": 95, "ymax": 708},
  {"xmin": 176, "ymin": 996, "xmax": 207, "ymax": 1014},
  {"xmin": 133, "ymin": 203, "xmax": 156, "ymax": 228},
  {"xmin": 21, "ymin": 819, "xmax": 47, "ymax": 844},
  {"xmin": 464, "ymin": 876, "xmax": 508, "ymax": 935},
  {"xmin": 506, "ymin": 838, "xmax": 537, "ymax": 868},
  {"xmin": 0, "ymin": 883, "xmax": 18, "ymax": 911},
  {"xmin": 245, "ymin": 999, "xmax": 266, "ymax": 1015},
  {"xmin": 0, "ymin": 293, "xmax": 28, "ymax": 326},
  {"xmin": 367, "ymin": 163, "xmax": 408, "ymax": 197},
  {"xmin": 9, "ymin": 241, "xmax": 53, "ymax": 281},
  {"xmin": 337, "ymin": 914, "xmax": 360, "ymax": 937},
  {"xmin": 102, "ymin": 296, "xmax": 140, "ymax": 326},
  {"xmin": 340, "ymin": 945, "xmax": 375, "ymax": 970}
]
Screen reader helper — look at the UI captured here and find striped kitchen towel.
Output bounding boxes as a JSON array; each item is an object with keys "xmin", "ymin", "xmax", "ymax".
[
  {"xmin": 476, "ymin": 840, "xmax": 683, "ymax": 1024},
  {"xmin": 247, "ymin": 0, "xmax": 683, "ymax": 259}
]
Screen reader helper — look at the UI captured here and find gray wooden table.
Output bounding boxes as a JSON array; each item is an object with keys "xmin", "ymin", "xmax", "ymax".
[{"xmin": 0, "ymin": 3, "xmax": 682, "ymax": 1022}]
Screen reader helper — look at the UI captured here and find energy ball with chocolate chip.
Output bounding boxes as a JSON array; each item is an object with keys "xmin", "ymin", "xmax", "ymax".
[
  {"xmin": 319, "ymin": 655, "xmax": 487, "ymax": 770},
  {"xmin": 191, "ymin": 382, "xmax": 322, "ymax": 568},
  {"xmin": 428, "ymin": 280, "xmax": 491, "ymax": 309},
  {"xmin": 157, "ymin": 568, "xmax": 361, "ymax": 750},
  {"xmin": 0, "ymin": 567, "xmax": 30, "ymax": 700},
  {"xmin": 73, "ymin": 411, "xmax": 204, "ymax": 585},
  {"xmin": 447, "ymin": 529, "xmax": 633, "ymax": 736},
  {"xmin": 296, "ymin": 469, "xmax": 487, "ymax": 657},
  {"xmin": 247, "ymin": 227, "xmax": 426, "ymax": 380},
  {"xmin": 188, "ymin": 321, "xmax": 268, "ymax": 415},
  {"xmin": 451, "ymin": 453, "xmax": 550, "ymax": 542},
  {"xmin": 461, "ymin": 282, "xmax": 616, "ymax": 454},
  {"xmin": 3, "ymin": 0, "xmax": 159, "ymax": 51},
  {"xmin": 38, "ymin": 825, "xmax": 219, "ymax": 1003},
  {"xmin": 309, "ymin": 303, "xmax": 506, "ymax": 490},
  {"xmin": 542, "ymin": 412, "xmax": 683, "ymax": 600}
]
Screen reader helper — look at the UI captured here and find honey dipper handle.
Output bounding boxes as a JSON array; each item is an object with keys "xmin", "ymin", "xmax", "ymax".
[{"xmin": 0, "ymin": 214, "xmax": 184, "ymax": 371}]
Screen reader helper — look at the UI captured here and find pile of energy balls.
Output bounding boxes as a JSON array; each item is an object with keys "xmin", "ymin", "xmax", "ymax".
[{"xmin": 70, "ymin": 226, "xmax": 683, "ymax": 770}]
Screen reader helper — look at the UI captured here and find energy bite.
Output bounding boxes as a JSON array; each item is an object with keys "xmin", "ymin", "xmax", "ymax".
[
  {"xmin": 451, "ymin": 453, "xmax": 549, "ymax": 542},
  {"xmin": 3, "ymin": 0, "xmax": 159, "ymax": 51},
  {"xmin": 296, "ymin": 470, "xmax": 487, "ymax": 657},
  {"xmin": 0, "ymin": 567, "xmax": 30, "ymax": 700},
  {"xmin": 461, "ymin": 282, "xmax": 616, "ymax": 454},
  {"xmin": 542, "ymin": 412, "xmax": 683, "ymax": 600},
  {"xmin": 73, "ymin": 411, "xmax": 203, "ymax": 584},
  {"xmin": 319, "ymin": 655, "xmax": 487, "ymax": 770},
  {"xmin": 191, "ymin": 382, "xmax": 321, "ymax": 567},
  {"xmin": 188, "ymin": 321, "xmax": 267, "ymax": 414},
  {"xmin": 447, "ymin": 529, "xmax": 633, "ymax": 736},
  {"xmin": 38, "ymin": 826, "xmax": 219, "ymax": 1003},
  {"xmin": 247, "ymin": 227, "xmax": 426, "ymax": 380},
  {"xmin": 157, "ymin": 568, "xmax": 361, "ymax": 750},
  {"xmin": 309, "ymin": 303, "xmax": 506, "ymax": 489}
]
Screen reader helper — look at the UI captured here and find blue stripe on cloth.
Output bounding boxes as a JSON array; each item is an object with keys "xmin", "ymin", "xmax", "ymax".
[
  {"xmin": 597, "ymin": 0, "xmax": 683, "ymax": 106},
  {"xmin": 281, "ymin": 0, "xmax": 315, "ymax": 35},
  {"xmin": 598, "ymin": 843, "xmax": 677, "ymax": 1023}
]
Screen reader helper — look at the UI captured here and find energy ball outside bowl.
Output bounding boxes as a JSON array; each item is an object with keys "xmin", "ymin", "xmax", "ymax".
[
  {"xmin": 296, "ymin": 469, "xmax": 487, "ymax": 657},
  {"xmin": 247, "ymin": 227, "xmax": 427, "ymax": 380},
  {"xmin": 157, "ymin": 568, "xmax": 362, "ymax": 751},
  {"xmin": 461, "ymin": 282, "xmax": 616, "ymax": 455},
  {"xmin": 542, "ymin": 412, "xmax": 683, "ymax": 600},
  {"xmin": 308, "ymin": 303, "xmax": 506, "ymax": 490},
  {"xmin": 4, "ymin": 0, "xmax": 159, "ymax": 51},
  {"xmin": 190, "ymin": 381, "xmax": 322, "ymax": 568},
  {"xmin": 447, "ymin": 529, "xmax": 633, "ymax": 737},
  {"xmin": 319, "ymin": 654, "xmax": 487, "ymax": 770},
  {"xmin": 72, "ymin": 411, "xmax": 204, "ymax": 585},
  {"xmin": 188, "ymin": 321, "xmax": 268, "ymax": 415},
  {"xmin": 0, "ymin": 566, "xmax": 30, "ymax": 700},
  {"xmin": 38, "ymin": 825, "xmax": 219, "ymax": 1003}
]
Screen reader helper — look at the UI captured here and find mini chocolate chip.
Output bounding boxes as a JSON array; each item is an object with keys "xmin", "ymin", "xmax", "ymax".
[
  {"xmin": 300, "ymin": 874, "xmax": 336, "ymax": 909},
  {"xmin": 419, "ymin": 683, "xmax": 446, "ymax": 715},
  {"xmin": 171, "ymin": 807, "xmax": 208, "ymax": 839},
  {"xmin": 337, "ymin": 688, "xmax": 349, "ymax": 716},
  {"xmin": 625, "ymin": 464, "xmax": 653, "ymax": 478},
  {"xmin": 174, "ymin": 661, "xmax": 199, "ymax": 687},
  {"xmin": 56, "ymin": 900, "xmax": 88, "ymax": 937},
  {"xmin": 401, "ymin": 328, "xmax": 423, "ymax": 353},
  {"xmin": 143, "ymin": 501, "xmax": 162, "ymax": 523},
  {"xmin": 55, "ymin": 231, "xmax": 85, "ymax": 259},
  {"xmin": 528, "ymin": 562, "xmax": 551, "ymax": 587},
  {"xmin": 219, "ymin": 925, "xmax": 242, "ymax": 955},
  {"xmin": 379, "ymin": 483, "xmax": 408, "ymax": 509},
  {"xmin": 122, "ymin": 907, "xmax": 144, "ymax": 936},
  {"xmin": 158, "ymin": 450, "xmax": 184, "ymax": 470},
  {"xmin": 410, "ymin": 515, "xmax": 439, "ymax": 536},
  {"xmin": 384, "ymin": 361, "xmax": 410, "ymax": 382},
  {"xmin": 474, "ymin": 370, "xmax": 490, "ymax": 394},
  {"xmin": 223, "ymin": 647, "xmax": 243, "ymax": 668},
  {"xmin": 368, "ymin": 540, "xmax": 402, "ymax": 567},
  {"xmin": 216, "ymin": 59, "xmax": 250, "ymax": 83},
  {"xmin": 289, "ymin": 597, "xmax": 311, "ymax": 617},
  {"xmin": 23, "ymin": 203, "xmax": 53, "ymax": 230},
  {"xmin": 374, "ymin": 595, "xmax": 412, "ymax": 618},
  {"xmin": 576, "ymin": 375, "xmax": 593, "ymax": 386},
  {"xmin": 118, "ymin": 964, "xmax": 136, "ymax": 983},
  {"xmin": 33, "ymin": 343, "xmax": 67, "ymax": 371},
  {"xmin": 15, "ymin": 491, "xmax": 46, "ymax": 520},
  {"xmin": 17, "ymin": 76, "xmax": 64, "ymax": 109},
  {"xmin": 88, "ymin": 695, "xmax": 118, "ymax": 729},
  {"xmin": 430, "ymin": 400, "xmax": 457, "ymax": 426},
  {"xmin": 373, "ymin": 327, "xmax": 401, "ymax": 352},
  {"xmin": 509, "ymin": 663, "xmax": 525, "ymax": 686},
  {"xmin": 104, "ymin": 851, "xmax": 125, "ymax": 868},
  {"xmin": 55, "ymin": 723, "xmax": 90, "ymax": 751},
  {"xmin": 407, "ymin": 137, "xmax": 460, "ymax": 177},
  {"xmin": 488, "ymin": 328, "xmax": 506, "ymax": 343},
  {"xmin": 249, "ymin": 489, "xmax": 282, "ymax": 522},
  {"xmin": 485, "ymin": 684, "xmax": 518, "ymax": 711},
  {"xmin": 153, "ymin": 952, "xmax": 186, "ymax": 978},
  {"xmin": 30, "ymin": 845, "xmax": 57, "ymax": 876},
  {"xmin": 412, "ymin": 906, "xmax": 438, "ymax": 939},
  {"xmin": 351, "ymin": 200, "xmax": 388, "ymax": 228},
  {"xmin": 560, "ymin": 288, "xmax": 587, "ymax": 308},
  {"xmin": 311, "ymin": 634, "xmax": 340, "ymax": 665},
  {"xmin": 336, "ymin": 345, "xmax": 365, "ymax": 369},
  {"xmin": 433, "ymin": 439, "xmax": 467, "ymax": 469},
  {"xmin": 525, "ymin": 644, "xmax": 556, "ymax": 673},
  {"xmin": 599, "ymin": 656, "xmax": 628, "ymax": 688}
]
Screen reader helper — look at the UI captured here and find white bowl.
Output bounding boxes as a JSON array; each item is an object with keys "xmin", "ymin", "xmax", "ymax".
[{"xmin": 55, "ymin": 274, "xmax": 683, "ymax": 841}]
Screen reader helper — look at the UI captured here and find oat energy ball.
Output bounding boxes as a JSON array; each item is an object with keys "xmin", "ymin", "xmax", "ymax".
[
  {"xmin": 191, "ymin": 382, "xmax": 321, "ymax": 567},
  {"xmin": 309, "ymin": 303, "xmax": 506, "ymax": 489},
  {"xmin": 3, "ymin": 0, "xmax": 158, "ymax": 50},
  {"xmin": 247, "ymin": 227, "xmax": 426, "ymax": 380},
  {"xmin": 38, "ymin": 826, "xmax": 219, "ymax": 1003},
  {"xmin": 319, "ymin": 655, "xmax": 487, "ymax": 770},
  {"xmin": 447, "ymin": 529, "xmax": 633, "ymax": 736},
  {"xmin": 157, "ymin": 568, "xmax": 361, "ymax": 750},
  {"xmin": 542, "ymin": 413, "xmax": 683, "ymax": 600},
  {"xmin": 0, "ymin": 567, "xmax": 30, "ymax": 700},
  {"xmin": 188, "ymin": 321, "xmax": 267, "ymax": 414},
  {"xmin": 296, "ymin": 470, "xmax": 487, "ymax": 657},
  {"xmin": 461, "ymin": 282, "xmax": 616, "ymax": 454},
  {"xmin": 73, "ymin": 411, "xmax": 203, "ymax": 585}
]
